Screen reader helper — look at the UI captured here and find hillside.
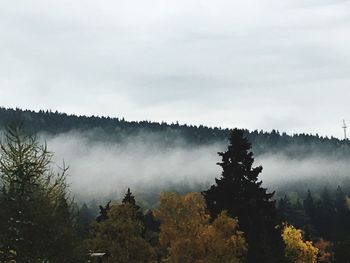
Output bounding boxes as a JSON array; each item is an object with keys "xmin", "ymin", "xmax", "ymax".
[{"xmin": 0, "ymin": 106, "xmax": 348, "ymax": 158}]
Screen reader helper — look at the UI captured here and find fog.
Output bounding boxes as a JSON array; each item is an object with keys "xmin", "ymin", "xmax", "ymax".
[
  {"xmin": 44, "ymin": 131, "xmax": 224, "ymax": 202},
  {"xmin": 42, "ymin": 131, "xmax": 350, "ymax": 202}
]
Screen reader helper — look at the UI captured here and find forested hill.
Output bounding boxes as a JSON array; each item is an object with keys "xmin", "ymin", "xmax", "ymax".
[{"xmin": 0, "ymin": 106, "xmax": 349, "ymax": 158}]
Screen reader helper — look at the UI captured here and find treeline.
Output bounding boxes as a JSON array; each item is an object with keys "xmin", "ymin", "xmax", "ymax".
[
  {"xmin": 0, "ymin": 127, "xmax": 348, "ymax": 262},
  {"xmin": 277, "ymin": 187, "xmax": 350, "ymax": 261},
  {"xmin": 1, "ymin": 106, "xmax": 350, "ymax": 157}
]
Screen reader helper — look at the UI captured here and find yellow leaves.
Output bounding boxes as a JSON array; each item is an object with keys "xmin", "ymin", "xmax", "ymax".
[
  {"xmin": 154, "ymin": 192, "xmax": 246, "ymax": 263},
  {"xmin": 282, "ymin": 224, "xmax": 318, "ymax": 263},
  {"xmin": 198, "ymin": 212, "xmax": 247, "ymax": 263}
]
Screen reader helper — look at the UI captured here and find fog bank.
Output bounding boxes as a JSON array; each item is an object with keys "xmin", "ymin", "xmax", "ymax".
[{"xmin": 42, "ymin": 131, "xmax": 350, "ymax": 201}]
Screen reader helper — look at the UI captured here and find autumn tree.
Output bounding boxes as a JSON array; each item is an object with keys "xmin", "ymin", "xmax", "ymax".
[
  {"xmin": 314, "ymin": 238, "xmax": 332, "ymax": 263},
  {"xmin": 154, "ymin": 192, "xmax": 246, "ymax": 263},
  {"xmin": 87, "ymin": 197, "xmax": 156, "ymax": 263},
  {"xmin": 282, "ymin": 224, "xmax": 318, "ymax": 263},
  {"xmin": 202, "ymin": 129, "xmax": 285, "ymax": 263},
  {"xmin": 0, "ymin": 125, "xmax": 81, "ymax": 262}
]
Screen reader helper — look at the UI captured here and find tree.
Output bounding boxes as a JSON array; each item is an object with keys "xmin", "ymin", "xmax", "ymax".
[
  {"xmin": 282, "ymin": 224, "xmax": 318, "ymax": 263},
  {"xmin": 96, "ymin": 201, "xmax": 111, "ymax": 222},
  {"xmin": 0, "ymin": 125, "xmax": 80, "ymax": 262},
  {"xmin": 87, "ymin": 202, "xmax": 156, "ymax": 263},
  {"xmin": 314, "ymin": 238, "xmax": 332, "ymax": 263},
  {"xmin": 202, "ymin": 128, "xmax": 285, "ymax": 263},
  {"xmin": 122, "ymin": 188, "xmax": 143, "ymax": 220},
  {"xmin": 154, "ymin": 192, "xmax": 246, "ymax": 263}
]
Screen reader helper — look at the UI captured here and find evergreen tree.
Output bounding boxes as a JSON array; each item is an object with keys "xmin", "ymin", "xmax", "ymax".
[
  {"xmin": 303, "ymin": 190, "xmax": 315, "ymax": 221},
  {"xmin": 278, "ymin": 195, "xmax": 293, "ymax": 222},
  {"xmin": 333, "ymin": 186, "xmax": 350, "ymax": 262},
  {"xmin": 122, "ymin": 188, "xmax": 137, "ymax": 205},
  {"xmin": 202, "ymin": 128, "xmax": 285, "ymax": 263},
  {"xmin": 96, "ymin": 201, "xmax": 111, "ymax": 223},
  {"xmin": 0, "ymin": 125, "xmax": 81, "ymax": 262},
  {"xmin": 77, "ymin": 203, "xmax": 96, "ymax": 239},
  {"xmin": 316, "ymin": 187, "xmax": 334, "ymax": 239}
]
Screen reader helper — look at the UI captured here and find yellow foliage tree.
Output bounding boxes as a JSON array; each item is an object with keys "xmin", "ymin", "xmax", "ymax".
[
  {"xmin": 282, "ymin": 224, "xmax": 318, "ymax": 263},
  {"xmin": 88, "ymin": 203, "xmax": 156, "ymax": 263},
  {"xmin": 154, "ymin": 192, "xmax": 246, "ymax": 263}
]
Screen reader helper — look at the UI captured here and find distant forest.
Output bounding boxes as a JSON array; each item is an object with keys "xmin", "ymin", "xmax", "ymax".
[{"xmin": 0, "ymin": 106, "xmax": 349, "ymax": 158}]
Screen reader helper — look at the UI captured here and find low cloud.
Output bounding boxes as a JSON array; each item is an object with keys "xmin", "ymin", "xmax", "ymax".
[{"xmin": 41, "ymin": 131, "xmax": 350, "ymax": 203}]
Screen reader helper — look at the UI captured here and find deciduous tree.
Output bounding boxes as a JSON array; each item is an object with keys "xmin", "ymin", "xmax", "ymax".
[
  {"xmin": 282, "ymin": 224, "xmax": 318, "ymax": 263},
  {"xmin": 154, "ymin": 192, "xmax": 246, "ymax": 263}
]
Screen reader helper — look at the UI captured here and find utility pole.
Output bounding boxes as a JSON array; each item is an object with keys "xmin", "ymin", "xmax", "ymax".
[{"xmin": 343, "ymin": 119, "xmax": 347, "ymax": 140}]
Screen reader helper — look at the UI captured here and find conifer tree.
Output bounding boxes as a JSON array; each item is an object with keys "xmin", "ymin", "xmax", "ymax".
[
  {"xmin": 122, "ymin": 188, "xmax": 137, "ymax": 205},
  {"xmin": 202, "ymin": 128, "xmax": 285, "ymax": 263},
  {"xmin": 122, "ymin": 188, "xmax": 144, "ymax": 221},
  {"xmin": 0, "ymin": 125, "xmax": 80, "ymax": 262},
  {"xmin": 96, "ymin": 201, "xmax": 111, "ymax": 223}
]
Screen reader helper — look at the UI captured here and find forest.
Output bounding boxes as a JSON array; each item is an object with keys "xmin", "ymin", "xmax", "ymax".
[
  {"xmin": 0, "ymin": 107, "xmax": 349, "ymax": 158},
  {"xmin": 0, "ymin": 107, "xmax": 349, "ymax": 262}
]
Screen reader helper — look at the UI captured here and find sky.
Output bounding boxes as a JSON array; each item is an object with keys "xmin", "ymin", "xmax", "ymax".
[{"xmin": 1, "ymin": 0, "xmax": 350, "ymax": 138}]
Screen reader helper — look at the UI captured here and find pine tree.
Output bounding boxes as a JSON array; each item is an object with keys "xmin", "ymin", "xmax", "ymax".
[
  {"xmin": 202, "ymin": 128, "xmax": 285, "ymax": 263},
  {"xmin": 122, "ymin": 188, "xmax": 137, "ymax": 205},
  {"xmin": 122, "ymin": 188, "xmax": 143, "ymax": 220}
]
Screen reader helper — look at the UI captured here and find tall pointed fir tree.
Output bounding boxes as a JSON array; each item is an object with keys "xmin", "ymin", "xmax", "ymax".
[{"xmin": 202, "ymin": 128, "xmax": 285, "ymax": 263}]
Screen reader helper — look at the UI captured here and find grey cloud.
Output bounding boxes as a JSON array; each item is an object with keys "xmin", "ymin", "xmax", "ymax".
[
  {"xmin": 41, "ymin": 131, "xmax": 350, "ymax": 202},
  {"xmin": 1, "ymin": 0, "xmax": 350, "ymax": 137}
]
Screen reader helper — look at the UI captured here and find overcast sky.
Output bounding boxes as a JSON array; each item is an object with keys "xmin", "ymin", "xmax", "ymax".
[{"xmin": 1, "ymin": 0, "xmax": 350, "ymax": 138}]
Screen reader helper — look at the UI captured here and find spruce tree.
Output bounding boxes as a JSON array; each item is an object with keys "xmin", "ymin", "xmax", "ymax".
[
  {"xmin": 202, "ymin": 128, "xmax": 285, "ymax": 263},
  {"xmin": 122, "ymin": 188, "xmax": 137, "ymax": 206}
]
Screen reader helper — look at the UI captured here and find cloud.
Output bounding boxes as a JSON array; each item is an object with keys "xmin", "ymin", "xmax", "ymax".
[
  {"xmin": 1, "ymin": 0, "xmax": 350, "ymax": 137},
  {"xmin": 44, "ymin": 131, "xmax": 224, "ymax": 201},
  {"xmin": 42, "ymin": 131, "xmax": 350, "ymax": 202}
]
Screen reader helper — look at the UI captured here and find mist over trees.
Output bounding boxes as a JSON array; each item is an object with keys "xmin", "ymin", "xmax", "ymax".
[{"xmin": 0, "ymin": 108, "xmax": 350, "ymax": 261}]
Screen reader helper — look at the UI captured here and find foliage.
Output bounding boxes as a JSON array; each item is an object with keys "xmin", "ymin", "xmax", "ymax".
[
  {"xmin": 281, "ymin": 224, "xmax": 318, "ymax": 263},
  {"xmin": 87, "ymin": 202, "xmax": 156, "ymax": 263},
  {"xmin": 314, "ymin": 238, "xmax": 332, "ymax": 263},
  {"xmin": 202, "ymin": 129, "xmax": 285, "ymax": 263},
  {"xmin": 0, "ymin": 126, "xmax": 81, "ymax": 262},
  {"xmin": 154, "ymin": 192, "xmax": 247, "ymax": 263}
]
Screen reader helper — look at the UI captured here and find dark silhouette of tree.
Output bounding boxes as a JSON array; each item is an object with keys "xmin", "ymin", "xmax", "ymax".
[
  {"xmin": 122, "ymin": 188, "xmax": 137, "ymax": 206},
  {"xmin": 96, "ymin": 201, "xmax": 111, "ymax": 223},
  {"xmin": 316, "ymin": 187, "xmax": 334, "ymax": 240},
  {"xmin": 278, "ymin": 195, "xmax": 293, "ymax": 222},
  {"xmin": 303, "ymin": 190, "xmax": 315, "ymax": 221},
  {"xmin": 77, "ymin": 203, "xmax": 96, "ymax": 238},
  {"xmin": 302, "ymin": 190, "xmax": 317, "ymax": 239},
  {"xmin": 122, "ymin": 188, "xmax": 143, "ymax": 220},
  {"xmin": 202, "ymin": 128, "xmax": 285, "ymax": 263}
]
